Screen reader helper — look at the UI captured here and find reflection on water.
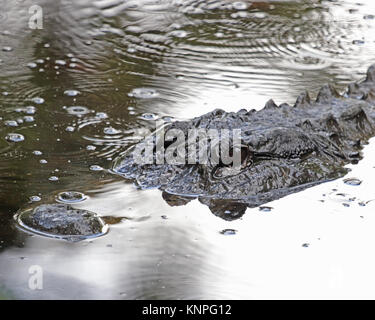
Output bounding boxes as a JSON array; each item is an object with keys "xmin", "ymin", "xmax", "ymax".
[{"xmin": 2, "ymin": 0, "xmax": 375, "ymax": 299}]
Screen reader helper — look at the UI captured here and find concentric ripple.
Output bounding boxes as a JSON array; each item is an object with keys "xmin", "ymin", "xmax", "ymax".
[{"xmin": 0, "ymin": 0, "xmax": 375, "ymax": 244}]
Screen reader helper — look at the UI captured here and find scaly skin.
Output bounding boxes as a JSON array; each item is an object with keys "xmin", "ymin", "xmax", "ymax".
[{"xmin": 113, "ymin": 64, "xmax": 375, "ymax": 219}]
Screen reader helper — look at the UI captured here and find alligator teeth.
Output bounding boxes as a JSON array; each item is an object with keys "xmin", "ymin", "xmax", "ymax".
[
  {"xmin": 366, "ymin": 64, "xmax": 375, "ymax": 82},
  {"xmin": 264, "ymin": 99, "xmax": 278, "ymax": 109},
  {"xmin": 316, "ymin": 84, "xmax": 340, "ymax": 103},
  {"xmin": 294, "ymin": 91, "xmax": 311, "ymax": 107}
]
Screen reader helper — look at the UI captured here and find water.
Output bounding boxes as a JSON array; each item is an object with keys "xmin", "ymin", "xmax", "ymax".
[{"xmin": 2, "ymin": 0, "xmax": 375, "ymax": 299}]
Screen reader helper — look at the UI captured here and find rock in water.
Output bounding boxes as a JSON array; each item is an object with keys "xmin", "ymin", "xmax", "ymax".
[{"xmin": 15, "ymin": 204, "xmax": 108, "ymax": 241}]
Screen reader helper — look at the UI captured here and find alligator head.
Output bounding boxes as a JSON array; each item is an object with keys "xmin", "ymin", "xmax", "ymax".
[{"xmin": 113, "ymin": 64, "xmax": 375, "ymax": 219}]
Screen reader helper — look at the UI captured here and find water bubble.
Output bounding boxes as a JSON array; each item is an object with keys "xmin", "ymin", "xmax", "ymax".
[
  {"xmin": 27, "ymin": 62, "xmax": 37, "ymax": 69},
  {"xmin": 95, "ymin": 112, "xmax": 108, "ymax": 119},
  {"xmin": 232, "ymin": 1, "xmax": 248, "ymax": 10},
  {"xmin": 170, "ymin": 30, "xmax": 188, "ymax": 38},
  {"xmin": 49, "ymin": 176, "xmax": 59, "ymax": 181},
  {"xmin": 64, "ymin": 90, "xmax": 80, "ymax": 97},
  {"xmin": 86, "ymin": 145, "xmax": 96, "ymax": 151},
  {"xmin": 55, "ymin": 60, "xmax": 66, "ymax": 66},
  {"xmin": 253, "ymin": 12, "xmax": 266, "ymax": 19},
  {"xmin": 127, "ymin": 47, "xmax": 136, "ymax": 53},
  {"xmin": 56, "ymin": 191, "xmax": 87, "ymax": 204},
  {"xmin": 139, "ymin": 113, "xmax": 159, "ymax": 121},
  {"xmin": 24, "ymin": 116, "xmax": 34, "ymax": 122},
  {"xmin": 4, "ymin": 120, "xmax": 18, "ymax": 127},
  {"xmin": 25, "ymin": 106, "xmax": 36, "ymax": 114},
  {"xmin": 2, "ymin": 46, "xmax": 13, "ymax": 52},
  {"xmin": 5, "ymin": 133, "xmax": 24, "ymax": 142},
  {"xmin": 30, "ymin": 196, "xmax": 41, "ymax": 202},
  {"xmin": 31, "ymin": 97, "xmax": 44, "ymax": 104},
  {"xmin": 128, "ymin": 87, "xmax": 159, "ymax": 99},
  {"xmin": 65, "ymin": 126, "xmax": 75, "ymax": 132},
  {"xmin": 344, "ymin": 178, "xmax": 362, "ymax": 186},
  {"xmin": 90, "ymin": 165, "xmax": 103, "ymax": 171},
  {"xmin": 66, "ymin": 106, "xmax": 90, "ymax": 116},
  {"xmin": 220, "ymin": 229, "xmax": 237, "ymax": 235},
  {"xmin": 103, "ymin": 127, "xmax": 121, "ymax": 135}
]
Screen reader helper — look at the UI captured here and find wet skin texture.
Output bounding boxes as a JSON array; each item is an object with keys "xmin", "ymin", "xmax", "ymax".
[
  {"xmin": 114, "ymin": 64, "xmax": 375, "ymax": 220},
  {"xmin": 16, "ymin": 204, "xmax": 108, "ymax": 241}
]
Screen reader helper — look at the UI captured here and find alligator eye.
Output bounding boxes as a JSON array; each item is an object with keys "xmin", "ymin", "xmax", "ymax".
[
  {"xmin": 240, "ymin": 146, "xmax": 253, "ymax": 166},
  {"xmin": 230, "ymin": 145, "xmax": 253, "ymax": 167},
  {"xmin": 212, "ymin": 146, "xmax": 253, "ymax": 179}
]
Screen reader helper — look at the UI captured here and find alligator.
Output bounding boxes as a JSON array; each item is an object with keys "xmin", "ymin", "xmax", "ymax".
[
  {"xmin": 13, "ymin": 66, "xmax": 375, "ymax": 239},
  {"xmin": 113, "ymin": 65, "xmax": 375, "ymax": 219}
]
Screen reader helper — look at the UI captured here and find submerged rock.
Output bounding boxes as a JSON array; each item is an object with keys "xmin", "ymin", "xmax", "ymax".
[{"xmin": 15, "ymin": 204, "xmax": 108, "ymax": 241}]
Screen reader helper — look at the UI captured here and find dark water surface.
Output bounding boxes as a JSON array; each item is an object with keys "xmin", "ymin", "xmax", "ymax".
[{"xmin": 2, "ymin": 0, "xmax": 375, "ymax": 299}]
